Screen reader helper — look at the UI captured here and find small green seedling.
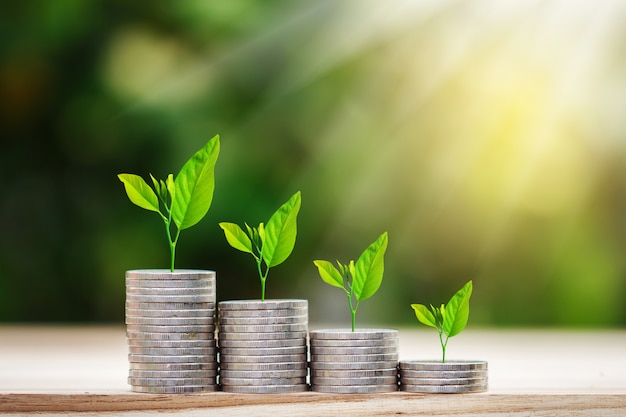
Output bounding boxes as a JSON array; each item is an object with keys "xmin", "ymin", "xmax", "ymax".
[
  {"xmin": 411, "ymin": 280, "xmax": 473, "ymax": 363},
  {"xmin": 118, "ymin": 135, "xmax": 220, "ymax": 272},
  {"xmin": 314, "ymin": 232, "xmax": 388, "ymax": 332},
  {"xmin": 219, "ymin": 191, "xmax": 301, "ymax": 301}
]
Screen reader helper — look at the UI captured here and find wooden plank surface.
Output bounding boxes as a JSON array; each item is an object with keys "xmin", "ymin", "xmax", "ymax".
[{"xmin": 1, "ymin": 325, "xmax": 625, "ymax": 415}]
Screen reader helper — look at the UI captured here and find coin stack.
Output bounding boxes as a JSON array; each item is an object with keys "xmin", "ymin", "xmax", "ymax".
[
  {"xmin": 399, "ymin": 360, "xmax": 488, "ymax": 393},
  {"xmin": 125, "ymin": 269, "xmax": 218, "ymax": 394},
  {"xmin": 217, "ymin": 299, "xmax": 309, "ymax": 393},
  {"xmin": 309, "ymin": 329, "xmax": 399, "ymax": 393}
]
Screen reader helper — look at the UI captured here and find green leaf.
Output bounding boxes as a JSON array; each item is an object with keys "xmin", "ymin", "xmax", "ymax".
[
  {"xmin": 258, "ymin": 222, "xmax": 265, "ymax": 247},
  {"xmin": 411, "ymin": 304, "xmax": 438, "ymax": 328},
  {"xmin": 442, "ymin": 280, "xmax": 473, "ymax": 338},
  {"xmin": 118, "ymin": 173, "xmax": 160, "ymax": 213},
  {"xmin": 166, "ymin": 174, "xmax": 175, "ymax": 201},
  {"xmin": 219, "ymin": 222, "xmax": 253, "ymax": 254},
  {"xmin": 262, "ymin": 191, "xmax": 301, "ymax": 268},
  {"xmin": 149, "ymin": 174, "xmax": 164, "ymax": 202},
  {"xmin": 352, "ymin": 232, "xmax": 388, "ymax": 301},
  {"xmin": 314, "ymin": 260, "xmax": 344, "ymax": 289},
  {"xmin": 172, "ymin": 135, "xmax": 220, "ymax": 230}
]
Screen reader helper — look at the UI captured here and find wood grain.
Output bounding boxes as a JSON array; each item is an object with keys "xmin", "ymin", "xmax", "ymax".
[{"xmin": 1, "ymin": 392, "xmax": 626, "ymax": 415}]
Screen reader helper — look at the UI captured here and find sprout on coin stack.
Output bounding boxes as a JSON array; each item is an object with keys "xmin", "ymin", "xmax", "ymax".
[
  {"xmin": 403, "ymin": 280, "xmax": 488, "ymax": 393},
  {"xmin": 218, "ymin": 192, "xmax": 308, "ymax": 393},
  {"xmin": 310, "ymin": 232, "xmax": 399, "ymax": 393},
  {"xmin": 118, "ymin": 136, "xmax": 220, "ymax": 394}
]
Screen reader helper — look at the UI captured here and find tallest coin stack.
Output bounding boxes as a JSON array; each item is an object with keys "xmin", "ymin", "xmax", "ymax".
[{"xmin": 125, "ymin": 269, "xmax": 219, "ymax": 393}]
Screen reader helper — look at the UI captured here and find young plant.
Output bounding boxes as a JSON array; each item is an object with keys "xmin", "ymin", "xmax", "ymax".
[
  {"xmin": 219, "ymin": 191, "xmax": 301, "ymax": 301},
  {"xmin": 314, "ymin": 232, "xmax": 388, "ymax": 332},
  {"xmin": 118, "ymin": 135, "xmax": 220, "ymax": 272},
  {"xmin": 411, "ymin": 280, "xmax": 473, "ymax": 363}
]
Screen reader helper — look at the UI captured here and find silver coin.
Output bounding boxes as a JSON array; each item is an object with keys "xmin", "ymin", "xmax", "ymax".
[
  {"xmin": 128, "ymin": 338, "xmax": 215, "ymax": 348},
  {"xmin": 126, "ymin": 331, "xmax": 214, "ymax": 340},
  {"xmin": 126, "ymin": 301, "xmax": 214, "ymax": 310},
  {"xmin": 221, "ymin": 384, "xmax": 308, "ymax": 394},
  {"xmin": 218, "ymin": 299, "xmax": 308, "ymax": 310},
  {"xmin": 311, "ymin": 376, "xmax": 398, "ymax": 386},
  {"xmin": 218, "ymin": 308, "xmax": 308, "ymax": 318},
  {"xmin": 218, "ymin": 354, "xmax": 306, "ymax": 364},
  {"xmin": 218, "ymin": 315, "xmax": 308, "ymax": 325},
  {"xmin": 129, "ymin": 362, "xmax": 217, "ymax": 371},
  {"xmin": 311, "ymin": 353, "xmax": 398, "ymax": 362},
  {"xmin": 219, "ymin": 346, "xmax": 306, "ymax": 356},
  {"xmin": 125, "ymin": 308, "xmax": 215, "ymax": 318},
  {"xmin": 126, "ymin": 294, "xmax": 215, "ymax": 303},
  {"xmin": 126, "ymin": 269, "xmax": 216, "ymax": 281},
  {"xmin": 399, "ymin": 360, "xmax": 488, "ymax": 371},
  {"xmin": 128, "ymin": 354, "xmax": 216, "ymax": 363},
  {"xmin": 311, "ymin": 368, "xmax": 398, "ymax": 378},
  {"xmin": 400, "ymin": 369, "xmax": 488, "ymax": 379},
  {"xmin": 310, "ymin": 360, "xmax": 399, "ymax": 371},
  {"xmin": 310, "ymin": 337, "xmax": 399, "ymax": 348},
  {"xmin": 128, "ymin": 377, "xmax": 215, "ymax": 386},
  {"xmin": 126, "ymin": 316, "xmax": 215, "ymax": 326},
  {"xmin": 126, "ymin": 287, "xmax": 215, "ymax": 296},
  {"xmin": 310, "ymin": 329, "xmax": 398, "ymax": 340},
  {"xmin": 218, "ymin": 361, "xmax": 306, "ymax": 371},
  {"xmin": 126, "ymin": 324, "xmax": 215, "ymax": 334},
  {"xmin": 311, "ymin": 384, "xmax": 397, "ymax": 394},
  {"xmin": 129, "ymin": 369, "xmax": 217, "ymax": 378},
  {"xmin": 400, "ymin": 383, "xmax": 488, "ymax": 393},
  {"xmin": 130, "ymin": 385, "xmax": 218, "ymax": 394},
  {"xmin": 218, "ymin": 338, "xmax": 305, "ymax": 349},
  {"xmin": 220, "ymin": 376, "xmax": 306, "ymax": 386},
  {"xmin": 218, "ymin": 323, "xmax": 308, "ymax": 333},
  {"xmin": 128, "ymin": 346, "xmax": 217, "ymax": 356},
  {"xmin": 401, "ymin": 377, "xmax": 488, "ymax": 386},
  {"xmin": 310, "ymin": 345, "xmax": 398, "ymax": 355},
  {"xmin": 126, "ymin": 279, "xmax": 214, "ymax": 289},
  {"xmin": 218, "ymin": 331, "xmax": 307, "ymax": 341},
  {"xmin": 219, "ymin": 369, "xmax": 307, "ymax": 379}
]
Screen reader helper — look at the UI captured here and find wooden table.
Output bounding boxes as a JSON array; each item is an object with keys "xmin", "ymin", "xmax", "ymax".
[{"xmin": 1, "ymin": 325, "xmax": 625, "ymax": 415}]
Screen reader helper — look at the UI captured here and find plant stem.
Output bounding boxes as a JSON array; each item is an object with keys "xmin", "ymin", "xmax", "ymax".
[
  {"xmin": 346, "ymin": 292, "xmax": 359, "ymax": 332},
  {"xmin": 439, "ymin": 331, "xmax": 448, "ymax": 363}
]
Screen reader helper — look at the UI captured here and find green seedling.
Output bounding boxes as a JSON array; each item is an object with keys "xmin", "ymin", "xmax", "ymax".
[
  {"xmin": 219, "ymin": 191, "xmax": 301, "ymax": 301},
  {"xmin": 314, "ymin": 232, "xmax": 388, "ymax": 332},
  {"xmin": 411, "ymin": 280, "xmax": 473, "ymax": 363},
  {"xmin": 118, "ymin": 135, "xmax": 220, "ymax": 272}
]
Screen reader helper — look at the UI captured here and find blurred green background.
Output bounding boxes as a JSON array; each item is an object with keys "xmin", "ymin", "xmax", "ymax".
[{"xmin": 1, "ymin": 0, "xmax": 625, "ymax": 327}]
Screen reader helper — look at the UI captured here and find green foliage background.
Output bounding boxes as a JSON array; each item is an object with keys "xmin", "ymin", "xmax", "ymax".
[{"xmin": 1, "ymin": 0, "xmax": 625, "ymax": 326}]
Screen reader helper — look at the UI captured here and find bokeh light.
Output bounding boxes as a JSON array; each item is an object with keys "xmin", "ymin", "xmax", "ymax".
[{"xmin": 1, "ymin": 0, "xmax": 625, "ymax": 326}]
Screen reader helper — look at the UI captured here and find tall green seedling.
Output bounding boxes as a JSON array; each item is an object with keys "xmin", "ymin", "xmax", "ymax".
[
  {"xmin": 314, "ymin": 232, "xmax": 388, "ymax": 332},
  {"xmin": 118, "ymin": 135, "xmax": 220, "ymax": 271},
  {"xmin": 411, "ymin": 280, "xmax": 473, "ymax": 363},
  {"xmin": 219, "ymin": 191, "xmax": 301, "ymax": 301}
]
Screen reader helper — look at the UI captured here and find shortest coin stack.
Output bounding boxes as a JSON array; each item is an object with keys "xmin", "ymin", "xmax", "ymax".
[
  {"xmin": 399, "ymin": 360, "xmax": 488, "ymax": 393},
  {"xmin": 125, "ymin": 269, "xmax": 218, "ymax": 394},
  {"xmin": 309, "ymin": 329, "xmax": 399, "ymax": 394},
  {"xmin": 217, "ymin": 299, "xmax": 309, "ymax": 393}
]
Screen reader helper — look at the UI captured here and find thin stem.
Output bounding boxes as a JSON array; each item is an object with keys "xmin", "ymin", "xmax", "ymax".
[
  {"xmin": 162, "ymin": 217, "xmax": 175, "ymax": 272},
  {"xmin": 170, "ymin": 228, "xmax": 180, "ymax": 272},
  {"xmin": 255, "ymin": 256, "xmax": 265, "ymax": 301},
  {"xmin": 347, "ymin": 292, "xmax": 356, "ymax": 332},
  {"xmin": 439, "ymin": 331, "xmax": 449, "ymax": 363}
]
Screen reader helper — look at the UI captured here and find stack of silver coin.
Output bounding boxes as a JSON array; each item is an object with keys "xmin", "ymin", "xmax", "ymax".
[
  {"xmin": 125, "ymin": 269, "xmax": 218, "ymax": 393},
  {"xmin": 309, "ymin": 329, "xmax": 399, "ymax": 393},
  {"xmin": 217, "ymin": 299, "xmax": 308, "ymax": 393},
  {"xmin": 399, "ymin": 360, "xmax": 488, "ymax": 393}
]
